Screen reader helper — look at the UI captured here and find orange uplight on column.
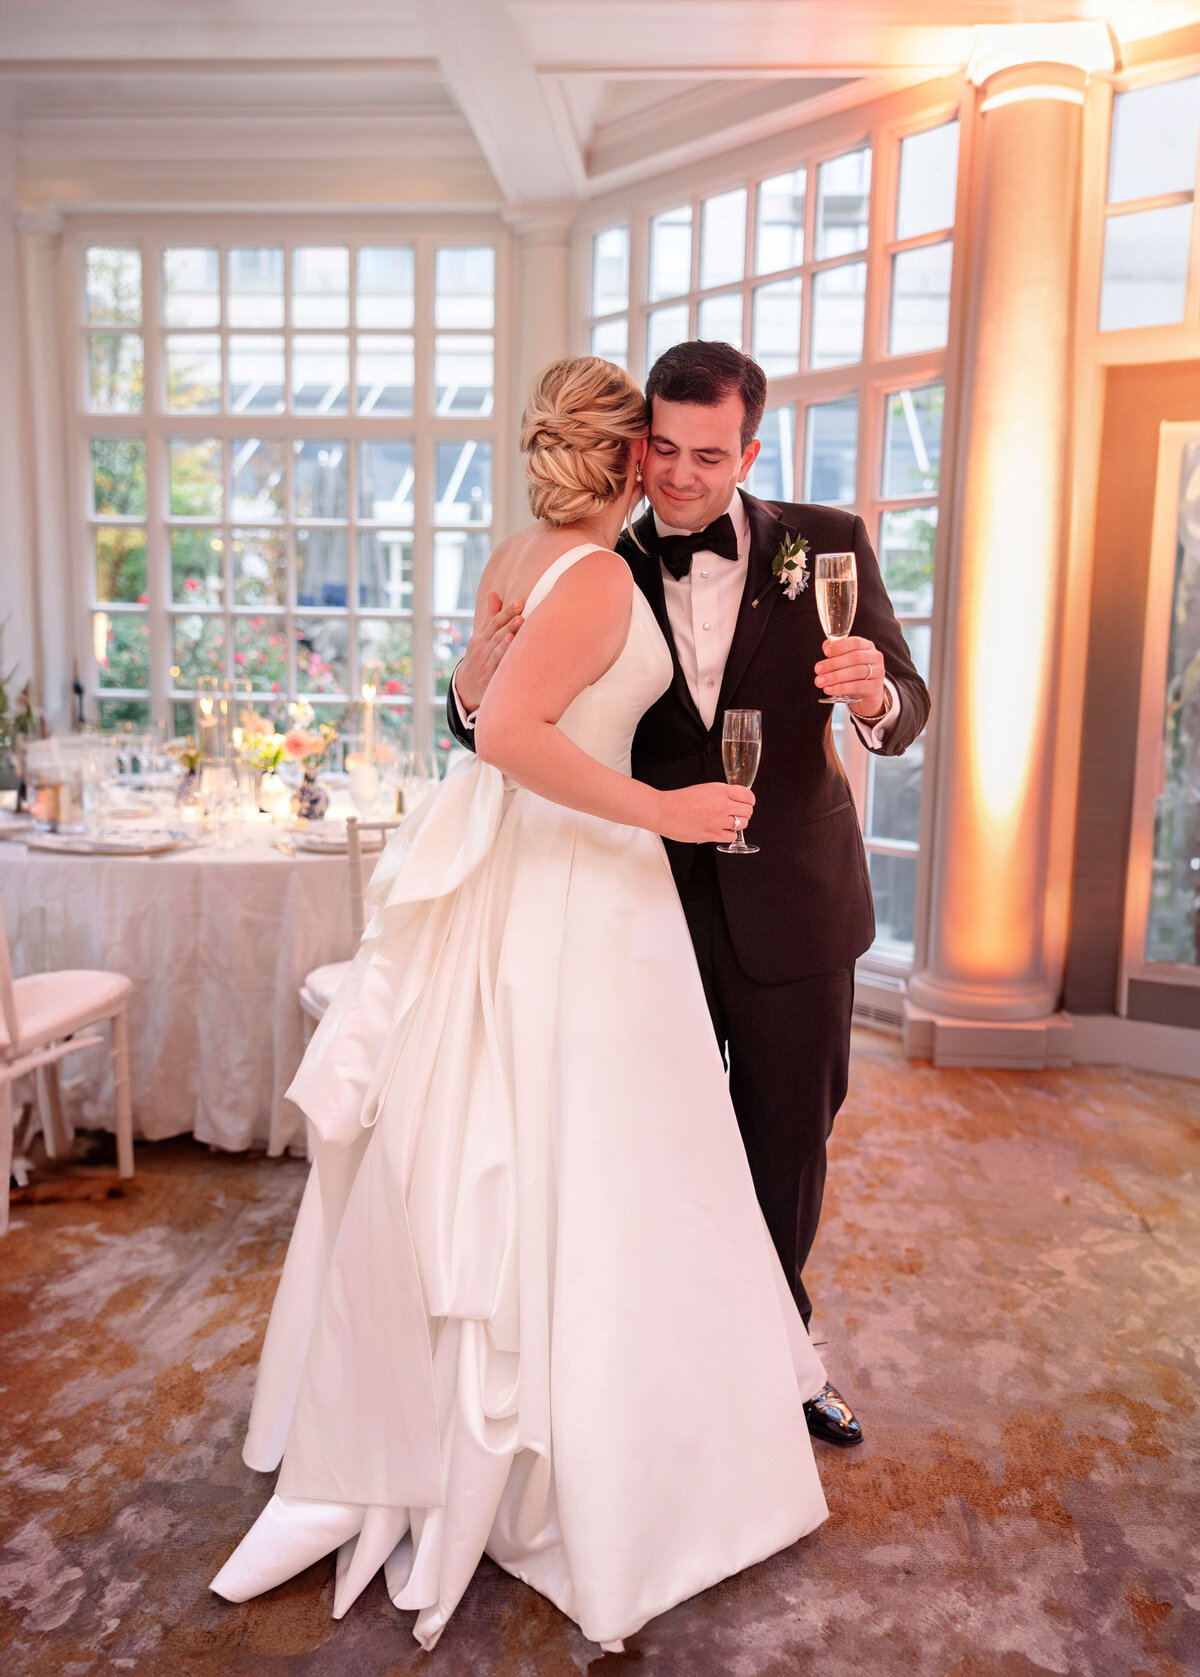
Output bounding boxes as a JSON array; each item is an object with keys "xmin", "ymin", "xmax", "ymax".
[{"xmin": 908, "ymin": 44, "xmax": 1099, "ymax": 1032}]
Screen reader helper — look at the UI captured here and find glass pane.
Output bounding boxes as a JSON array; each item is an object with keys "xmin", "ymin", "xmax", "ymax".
[
  {"xmin": 357, "ymin": 247, "xmax": 415, "ymax": 328},
  {"xmin": 883, "ymin": 385, "xmax": 944, "ymax": 497},
  {"xmin": 896, "ymin": 121, "xmax": 960, "ymax": 241},
  {"xmin": 699, "ymin": 187, "xmax": 746, "ymax": 291},
  {"xmin": 171, "ymin": 614, "xmax": 225, "ymax": 685},
  {"xmin": 228, "ymin": 247, "xmax": 284, "ymax": 328},
  {"xmin": 592, "ymin": 226, "xmax": 630, "ymax": 316},
  {"xmin": 434, "ymin": 530, "xmax": 491, "ymax": 614},
  {"xmin": 85, "ymin": 247, "xmax": 141, "ymax": 325},
  {"xmin": 804, "ymin": 397, "xmax": 858, "ymax": 504},
  {"xmin": 646, "ymin": 303, "xmax": 689, "ymax": 371},
  {"xmin": 757, "ymin": 168, "xmax": 806, "ymax": 274},
  {"xmin": 746, "ymin": 406, "xmax": 796, "ymax": 501},
  {"xmin": 358, "ymin": 530, "xmax": 413, "ymax": 611},
  {"xmin": 292, "ymin": 335, "xmax": 349, "ymax": 414},
  {"xmin": 435, "ymin": 334, "xmax": 494, "ymax": 415},
  {"xmin": 356, "ymin": 334, "xmax": 414, "ymax": 414},
  {"xmin": 435, "ymin": 441, "xmax": 492, "ymax": 523},
  {"xmin": 879, "ymin": 507, "xmax": 937, "ymax": 615},
  {"xmin": 163, "ymin": 248, "xmax": 219, "ymax": 327},
  {"xmin": 697, "ymin": 291, "xmax": 743, "ymax": 349},
  {"xmin": 91, "ymin": 438, "xmax": 146, "ymax": 516},
  {"xmin": 358, "ymin": 619, "xmax": 413, "ymax": 701},
  {"xmin": 229, "ymin": 335, "xmax": 285, "ymax": 414},
  {"xmin": 165, "ymin": 334, "xmax": 220, "ymax": 411},
  {"xmin": 902, "ymin": 622, "xmax": 932, "ymax": 684},
  {"xmin": 231, "ymin": 438, "xmax": 287, "ymax": 521},
  {"xmin": 591, "ymin": 317, "xmax": 628, "ymax": 368},
  {"xmin": 811, "ymin": 261, "xmax": 866, "ymax": 368},
  {"xmin": 816, "ymin": 147, "xmax": 871, "ymax": 259},
  {"xmin": 867, "ymin": 850, "xmax": 917, "ymax": 956},
  {"xmin": 649, "ymin": 204, "xmax": 692, "ymax": 301},
  {"xmin": 170, "ymin": 528, "xmax": 224, "ymax": 607},
  {"xmin": 296, "ymin": 529, "xmax": 349, "ymax": 609},
  {"xmin": 95, "ymin": 528, "xmax": 147, "ymax": 604},
  {"xmin": 890, "ymin": 241, "xmax": 952, "ymax": 355},
  {"xmin": 292, "ymin": 247, "xmax": 349, "ymax": 328},
  {"xmin": 433, "ymin": 618, "xmax": 471, "ymax": 697},
  {"xmin": 293, "ymin": 441, "xmax": 348, "ymax": 519},
  {"xmin": 358, "ymin": 441, "xmax": 415, "ymax": 523},
  {"xmin": 95, "ymin": 612, "xmax": 149, "ymax": 689},
  {"xmin": 1100, "ymin": 204, "xmax": 1193, "ymax": 331},
  {"xmin": 1109, "ymin": 75, "xmax": 1200, "ymax": 204},
  {"xmin": 295, "ymin": 618, "xmax": 348, "ymax": 694},
  {"xmin": 87, "ymin": 334, "xmax": 143, "ymax": 413},
  {"xmin": 101, "ymin": 698, "xmax": 152, "ymax": 729},
  {"xmin": 233, "ymin": 615, "xmax": 287, "ymax": 693},
  {"xmin": 752, "ymin": 278, "xmax": 801, "ymax": 375},
  {"xmin": 868, "ymin": 740, "xmax": 925, "ymax": 843},
  {"xmin": 168, "ymin": 438, "xmax": 222, "ymax": 518},
  {"xmin": 435, "ymin": 247, "xmax": 495, "ymax": 329},
  {"xmin": 1146, "ymin": 438, "xmax": 1200, "ymax": 965},
  {"xmin": 232, "ymin": 529, "xmax": 287, "ymax": 607}
]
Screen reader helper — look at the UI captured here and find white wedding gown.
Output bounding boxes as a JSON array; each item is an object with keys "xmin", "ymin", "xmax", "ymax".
[{"xmin": 211, "ymin": 544, "xmax": 829, "ymax": 1650}]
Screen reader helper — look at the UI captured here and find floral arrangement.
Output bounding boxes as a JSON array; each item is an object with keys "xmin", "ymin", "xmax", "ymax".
[
  {"xmin": 239, "ymin": 702, "xmax": 338, "ymax": 773},
  {"xmin": 166, "ymin": 735, "xmax": 204, "ymax": 773}
]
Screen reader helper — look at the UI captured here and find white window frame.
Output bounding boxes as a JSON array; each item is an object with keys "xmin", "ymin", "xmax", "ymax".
[{"xmin": 64, "ymin": 213, "xmax": 511, "ymax": 755}]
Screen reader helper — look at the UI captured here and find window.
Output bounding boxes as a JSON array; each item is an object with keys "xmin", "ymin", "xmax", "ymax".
[
  {"xmin": 1100, "ymin": 73, "xmax": 1200, "ymax": 332},
  {"xmin": 580, "ymin": 107, "xmax": 961, "ymax": 971},
  {"xmin": 80, "ymin": 232, "xmax": 504, "ymax": 753}
]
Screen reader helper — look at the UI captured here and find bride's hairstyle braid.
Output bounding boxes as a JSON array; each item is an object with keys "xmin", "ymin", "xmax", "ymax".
[{"xmin": 521, "ymin": 357, "xmax": 648, "ymax": 527}]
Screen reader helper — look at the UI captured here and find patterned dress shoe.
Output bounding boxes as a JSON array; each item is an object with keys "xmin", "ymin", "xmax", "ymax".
[{"xmin": 803, "ymin": 1382, "xmax": 863, "ymax": 1447}]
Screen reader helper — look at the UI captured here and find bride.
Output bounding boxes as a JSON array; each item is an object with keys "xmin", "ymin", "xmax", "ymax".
[{"xmin": 211, "ymin": 356, "xmax": 829, "ymax": 1652}]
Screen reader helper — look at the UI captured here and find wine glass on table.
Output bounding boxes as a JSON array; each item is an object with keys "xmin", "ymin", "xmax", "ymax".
[
  {"xmin": 814, "ymin": 551, "xmax": 859, "ymax": 705},
  {"xmin": 716, "ymin": 708, "xmax": 761, "ymax": 856}
]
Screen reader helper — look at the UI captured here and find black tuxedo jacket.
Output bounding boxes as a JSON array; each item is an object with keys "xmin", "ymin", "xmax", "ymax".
[{"xmin": 447, "ymin": 490, "xmax": 929, "ymax": 984}]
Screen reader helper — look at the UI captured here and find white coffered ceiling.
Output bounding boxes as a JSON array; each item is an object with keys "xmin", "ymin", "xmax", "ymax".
[{"xmin": 1, "ymin": 0, "xmax": 1199, "ymax": 211}]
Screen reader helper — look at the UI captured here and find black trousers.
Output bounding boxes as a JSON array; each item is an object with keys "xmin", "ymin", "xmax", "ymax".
[{"xmin": 680, "ymin": 846, "xmax": 854, "ymax": 1329}]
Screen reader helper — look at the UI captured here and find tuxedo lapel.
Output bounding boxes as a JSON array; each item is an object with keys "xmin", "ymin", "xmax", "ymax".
[
  {"xmin": 626, "ymin": 508, "xmax": 706, "ymax": 731},
  {"xmin": 714, "ymin": 491, "xmax": 786, "ymax": 722}
]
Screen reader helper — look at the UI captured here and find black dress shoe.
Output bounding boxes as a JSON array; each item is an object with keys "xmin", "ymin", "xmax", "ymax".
[{"xmin": 803, "ymin": 1383, "xmax": 863, "ymax": 1447}]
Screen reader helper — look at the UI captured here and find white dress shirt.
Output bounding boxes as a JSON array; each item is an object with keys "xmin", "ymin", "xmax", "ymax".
[{"xmin": 656, "ymin": 489, "xmax": 900, "ymax": 745}]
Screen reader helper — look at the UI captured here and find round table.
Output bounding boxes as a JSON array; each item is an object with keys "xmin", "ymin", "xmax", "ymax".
[{"xmin": 0, "ymin": 818, "xmax": 354, "ymax": 1155}]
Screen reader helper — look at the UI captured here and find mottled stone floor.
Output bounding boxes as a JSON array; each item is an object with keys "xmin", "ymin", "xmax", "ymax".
[{"xmin": 1, "ymin": 1031, "xmax": 1198, "ymax": 1677}]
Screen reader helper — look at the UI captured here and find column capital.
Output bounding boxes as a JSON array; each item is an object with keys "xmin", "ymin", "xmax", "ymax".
[
  {"xmin": 501, "ymin": 199, "xmax": 577, "ymax": 246},
  {"xmin": 967, "ymin": 22, "xmax": 1114, "ymax": 91}
]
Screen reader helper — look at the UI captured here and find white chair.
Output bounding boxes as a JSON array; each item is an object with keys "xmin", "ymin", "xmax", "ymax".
[
  {"xmin": 1, "ymin": 913, "xmax": 134, "ymax": 1235},
  {"xmin": 298, "ymin": 816, "xmax": 403, "ymax": 1032}
]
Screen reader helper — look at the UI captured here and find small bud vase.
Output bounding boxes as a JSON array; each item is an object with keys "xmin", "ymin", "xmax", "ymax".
[{"xmin": 292, "ymin": 767, "xmax": 329, "ymax": 822}]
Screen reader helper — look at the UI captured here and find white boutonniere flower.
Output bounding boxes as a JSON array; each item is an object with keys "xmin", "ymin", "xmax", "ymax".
[{"xmin": 752, "ymin": 531, "xmax": 811, "ymax": 607}]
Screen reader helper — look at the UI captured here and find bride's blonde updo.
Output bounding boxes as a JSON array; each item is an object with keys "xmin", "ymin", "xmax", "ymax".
[{"xmin": 521, "ymin": 357, "xmax": 648, "ymax": 527}]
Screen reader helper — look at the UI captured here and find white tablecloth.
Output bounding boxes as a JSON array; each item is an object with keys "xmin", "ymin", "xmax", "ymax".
[{"xmin": 0, "ymin": 823, "xmax": 353, "ymax": 1155}]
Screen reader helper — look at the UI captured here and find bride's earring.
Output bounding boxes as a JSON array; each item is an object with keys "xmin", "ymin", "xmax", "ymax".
[{"xmin": 635, "ymin": 467, "xmax": 643, "ymax": 483}]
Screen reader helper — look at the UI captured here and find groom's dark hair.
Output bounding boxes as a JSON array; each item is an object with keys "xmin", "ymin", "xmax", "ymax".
[{"xmin": 644, "ymin": 341, "xmax": 767, "ymax": 452}]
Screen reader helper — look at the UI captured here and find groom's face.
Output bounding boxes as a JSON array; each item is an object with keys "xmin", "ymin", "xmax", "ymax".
[{"xmin": 642, "ymin": 391, "xmax": 761, "ymax": 533}]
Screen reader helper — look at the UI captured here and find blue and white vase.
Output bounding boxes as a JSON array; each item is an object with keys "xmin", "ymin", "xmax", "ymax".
[{"xmin": 292, "ymin": 768, "xmax": 329, "ymax": 822}]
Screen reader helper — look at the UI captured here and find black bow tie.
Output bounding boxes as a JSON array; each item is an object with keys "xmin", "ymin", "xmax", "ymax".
[{"xmin": 654, "ymin": 513, "xmax": 739, "ymax": 581}]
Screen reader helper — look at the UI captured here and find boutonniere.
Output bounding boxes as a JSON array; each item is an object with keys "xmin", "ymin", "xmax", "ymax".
[{"xmin": 752, "ymin": 532, "xmax": 811, "ymax": 608}]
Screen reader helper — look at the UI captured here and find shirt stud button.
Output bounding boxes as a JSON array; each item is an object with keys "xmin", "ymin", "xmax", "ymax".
[
  {"xmin": 699, "ymin": 569, "xmax": 708, "ymax": 578},
  {"xmin": 702, "ymin": 621, "xmax": 710, "ymax": 631}
]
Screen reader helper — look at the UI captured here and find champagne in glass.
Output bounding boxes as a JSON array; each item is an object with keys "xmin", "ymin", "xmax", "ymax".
[
  {"xmin": 717, "ymin": 708, "xmax": 761, "ymax": 856},
  {"xmin": 814, "ymin": 550, "xmax": 858, "ymax": 704}
]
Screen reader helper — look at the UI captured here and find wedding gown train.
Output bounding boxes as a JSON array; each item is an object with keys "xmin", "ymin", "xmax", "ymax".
[{"xmin": 211, "ymin": 544, "xmax": 829, "ymax": 1649}]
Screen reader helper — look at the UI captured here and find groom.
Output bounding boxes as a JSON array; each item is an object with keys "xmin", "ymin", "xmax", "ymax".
[{"xmin": 448, "ymin": 342, "xmax": 929, "ymax": 1446}]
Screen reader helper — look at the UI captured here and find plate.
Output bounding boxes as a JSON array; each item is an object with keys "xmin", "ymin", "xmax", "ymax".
[{"xmin": 24, "ymin": 830, "xmax": 190, "ymax": 857}]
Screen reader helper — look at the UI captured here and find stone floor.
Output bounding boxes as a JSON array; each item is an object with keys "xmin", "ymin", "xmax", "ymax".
[{"xmin": 1, "ymin": 1030, "xmax": 1198, "ymax": 1677}]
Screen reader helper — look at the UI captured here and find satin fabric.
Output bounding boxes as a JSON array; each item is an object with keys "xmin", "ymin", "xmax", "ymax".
[{"xmin": 212, "ymin": 545, "xmax": 829, "ymax": 1649}]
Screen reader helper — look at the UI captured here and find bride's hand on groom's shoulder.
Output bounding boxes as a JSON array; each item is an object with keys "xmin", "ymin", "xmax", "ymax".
[
  {"xmin": 658, "ymin": 782, "xmax": 755, "ymax": 846},
  {"xmin": 457, "ymin": 592, "xmax": 525, "ymax": 714}
]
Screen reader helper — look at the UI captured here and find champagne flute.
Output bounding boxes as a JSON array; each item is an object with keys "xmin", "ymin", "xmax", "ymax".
[
  {"xmin": 717, "ymin": 708, "xmax": 761, "ymax": 856},
  {"xmin": 814, "ymin": 550, "xmax": 859, "ymax": 705}
]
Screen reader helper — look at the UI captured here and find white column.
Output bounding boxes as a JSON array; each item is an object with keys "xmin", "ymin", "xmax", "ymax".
[
  {"xmin": 0, "ymin": 122, "xmax": 39, "ymax": 704},
  {"xmin": 19, "ymin": 209, "xmax": 74, "ymax": 732},
  {"xmin": 905, "ymin": 46, "xmax": 1104, "ymax": 1069},
  {"xmin": 501, "ymin": 201, "xmax": 574, "ymax": 535}
]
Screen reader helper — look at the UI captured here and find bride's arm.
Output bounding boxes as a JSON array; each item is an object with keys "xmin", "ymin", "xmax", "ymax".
[{"xmin": 474, "ymin": 550, "xmax": 751, "ymax": 845}]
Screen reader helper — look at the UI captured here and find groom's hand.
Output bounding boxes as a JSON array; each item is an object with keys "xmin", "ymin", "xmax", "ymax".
[
  {"xmin": 815, "ymin": 636, "xmax": 888, "ymax": 718},
  {"xmin": 456, "ymin": 592, "xmax": 524, "ymax": 714}
]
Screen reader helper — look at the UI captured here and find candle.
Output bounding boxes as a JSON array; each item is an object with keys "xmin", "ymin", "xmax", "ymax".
[{"xmin": 362, "ymin": 681, "xmax": 377, "ymax": 769}]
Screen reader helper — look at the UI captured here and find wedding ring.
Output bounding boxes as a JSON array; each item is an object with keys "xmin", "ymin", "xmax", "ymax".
[{"xmin": 733, "ymin": 817, "xmax": 741, "ymax": 830}]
